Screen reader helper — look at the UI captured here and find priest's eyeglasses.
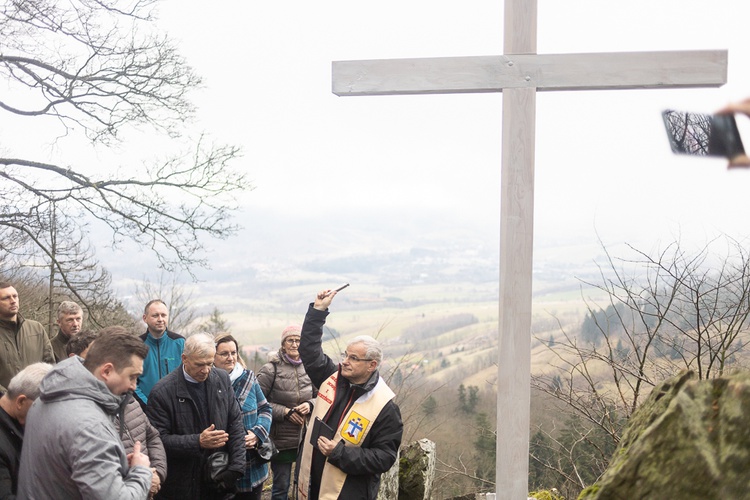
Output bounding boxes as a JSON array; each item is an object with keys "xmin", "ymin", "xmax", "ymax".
[{"xmin": 341, "ymin": 352, "xmax": 373, "ymax": 363}]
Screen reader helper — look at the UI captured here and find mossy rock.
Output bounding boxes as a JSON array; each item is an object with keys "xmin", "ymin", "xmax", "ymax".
[
  {"xmin": 581, "ymin": 370, "xmax": 750, "ymax": 499},
  {"xmin": 529, "ymin": 489, "xmax": 565, "ymax": 500}
]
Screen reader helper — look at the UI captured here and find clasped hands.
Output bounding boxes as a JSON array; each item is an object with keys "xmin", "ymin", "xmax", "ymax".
[
  {"xmin": 200, "ymin": 424, "xmax": 229, "ymax": 449},
  {"xmin": 200, "ymin": 423, "xmax": 266, "ymax": 450}
]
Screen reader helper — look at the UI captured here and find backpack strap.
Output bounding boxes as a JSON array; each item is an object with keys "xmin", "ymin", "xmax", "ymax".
[{"xmin": 269, "ymin": 360, "xmax": 278, "ymax": 394}]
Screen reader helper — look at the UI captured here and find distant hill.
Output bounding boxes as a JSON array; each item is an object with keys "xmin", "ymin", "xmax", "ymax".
[{"xmin": 96, "ymin": 205, "xmax": 602, "ymax": 353}]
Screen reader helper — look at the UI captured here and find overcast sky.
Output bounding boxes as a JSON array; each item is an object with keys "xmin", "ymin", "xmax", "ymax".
[
  {"xmin": 140, "ymin": 0, "xmax": 750, "ymax": 264},
  {"xmin": 7, "ymin": 0, "xmax": 747, "ymax": 288}
]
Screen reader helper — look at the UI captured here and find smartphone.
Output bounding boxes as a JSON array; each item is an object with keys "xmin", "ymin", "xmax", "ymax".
[{"xmin": 662, "ymin": 109, "xmax": 746, "ymax": 159}]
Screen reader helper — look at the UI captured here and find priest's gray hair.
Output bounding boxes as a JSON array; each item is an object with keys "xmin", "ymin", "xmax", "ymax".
[{"xmin": 347, "ymin": 335, "xmax": 382, "ymax": 364}]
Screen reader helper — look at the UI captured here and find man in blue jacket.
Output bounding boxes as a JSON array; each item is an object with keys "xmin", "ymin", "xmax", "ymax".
[{"xmin": 135, "ymin": 299, "xmax": 184, "ymax": 408}]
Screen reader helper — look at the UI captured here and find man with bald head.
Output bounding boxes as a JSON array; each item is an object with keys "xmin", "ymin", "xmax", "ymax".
[{"xmin": 134, "ymin": 299, "xmax": 184, "ymax": 409}]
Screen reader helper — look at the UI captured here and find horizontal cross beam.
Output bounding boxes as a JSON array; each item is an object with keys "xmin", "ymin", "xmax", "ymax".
[{"xmin": 333, "ymin": 50, "xmax": 727, "ymax": 96}]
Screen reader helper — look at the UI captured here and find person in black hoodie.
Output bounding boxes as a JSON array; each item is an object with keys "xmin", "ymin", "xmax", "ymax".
[{"xmin": 297, "ymin": 289, "xmax": 403, "ymax": 500}]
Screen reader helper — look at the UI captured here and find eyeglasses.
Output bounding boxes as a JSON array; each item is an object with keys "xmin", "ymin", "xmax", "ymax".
[
  {"xmin": 341, "ymin": 352, "xmax": 373, "ymax": 363},
  {"xmin": 285, "ymin": 338, "xmax": 301, "ymax": 345},
  {"xmin": 216, "ymin": 350, "xmax": 237, "ymax": 358}
]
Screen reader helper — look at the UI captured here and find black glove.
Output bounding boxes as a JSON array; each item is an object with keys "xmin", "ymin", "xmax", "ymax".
[{"xmin": 214, "ymin": 470, "xmax": 242, "ymax": 492}]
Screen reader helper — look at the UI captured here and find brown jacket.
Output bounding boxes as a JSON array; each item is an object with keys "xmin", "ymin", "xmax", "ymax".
[
  {"xmin": 257, "ymin": 350, "xmax": 316, "ymax": 451},
  {"xmin": 116, "ymin": 396, "xmax": 168, "ymax": 482},
  {"xmin": 0, "ymin": 314, "xmax": 54, "ymax": 392}
]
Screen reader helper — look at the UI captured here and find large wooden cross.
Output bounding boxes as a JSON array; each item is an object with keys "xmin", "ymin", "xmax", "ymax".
[{"xmin": 332, "ymin": 1, "xmax": 727, "ymax": 498}]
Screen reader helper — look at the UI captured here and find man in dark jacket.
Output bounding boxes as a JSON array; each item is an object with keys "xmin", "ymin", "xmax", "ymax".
[
  {"xmin": 49, "ymin": 301, "xmax": 83, "ymax": 362},
  {"xmin": 0, "ymin": 363, "xmax": 52, "ymax": 498},
  {"xmin": 147, "ymin": 333, "xmax": 245, "ymax": 499},
  {"xmin": 0, "ymin": 282, "xmax": 54, "ymax": 392},
  {"xmin": 297, "ymin": 289, "xmax": 403, "ymax": 500}
]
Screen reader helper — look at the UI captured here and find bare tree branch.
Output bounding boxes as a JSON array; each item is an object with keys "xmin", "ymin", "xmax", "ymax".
[{"xmin": 0, "ymin": 0, "xmax": 250, "ymax": 279}]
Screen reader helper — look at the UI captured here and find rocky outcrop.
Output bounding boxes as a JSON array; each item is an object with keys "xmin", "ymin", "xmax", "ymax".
[
  {"xmin": 580, "ymin": 370, "xmax": 750, "ymax": 500},
  {"xmin": 398, "ymin": 438, "xmax": 436, "ymax": 500},
  {"xmin": 378, "ymin": 447, "xmax": 400, "ymax": 500}
]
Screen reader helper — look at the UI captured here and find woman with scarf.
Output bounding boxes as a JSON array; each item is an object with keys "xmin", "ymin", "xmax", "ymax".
[
  {"xmin": 257, "ymin": 325, "xmax": 316, "ymax": 500},
  {"xmin": 213, "ymin": 333, "xmax": 273, "ymax": 499}
]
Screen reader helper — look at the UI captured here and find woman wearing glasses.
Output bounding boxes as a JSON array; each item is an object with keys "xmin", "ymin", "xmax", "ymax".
[
  {"xmin": 213, "ymin": 333, "xmax": 273, "ymax": 500},
  {"xmin": 257, "ymin": 325, "xmax": 316, "ymax": 500}
]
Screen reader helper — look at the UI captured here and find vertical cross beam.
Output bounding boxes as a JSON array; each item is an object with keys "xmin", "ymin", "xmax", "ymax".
[
  {"xmin": 331, "ymin": 2, "xmax": 727, "ymax": 498},
  {"xmin": 497, "ymin": 1, "xmax": 536, "ymax": 497}
]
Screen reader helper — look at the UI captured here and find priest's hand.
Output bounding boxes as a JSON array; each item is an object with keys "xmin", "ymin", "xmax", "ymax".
[{"xmin": 317, "ymin": 436, "xmax": 336, "ymax": 456}]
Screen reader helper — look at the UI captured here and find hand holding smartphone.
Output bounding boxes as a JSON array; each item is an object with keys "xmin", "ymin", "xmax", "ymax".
[{"xmin": 662, "ymin": 109, "xmax": 746, "ymax": 161}]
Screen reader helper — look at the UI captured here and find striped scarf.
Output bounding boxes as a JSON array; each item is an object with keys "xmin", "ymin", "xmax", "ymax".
[{"xmin": 231, "ymin": 368, "xmax": 273, "ymax": 491}]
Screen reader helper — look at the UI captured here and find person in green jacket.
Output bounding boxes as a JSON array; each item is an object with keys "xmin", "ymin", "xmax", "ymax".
[{"xmin": 0, "ymin": 282, "xmax": 54, "ymax": 393}]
